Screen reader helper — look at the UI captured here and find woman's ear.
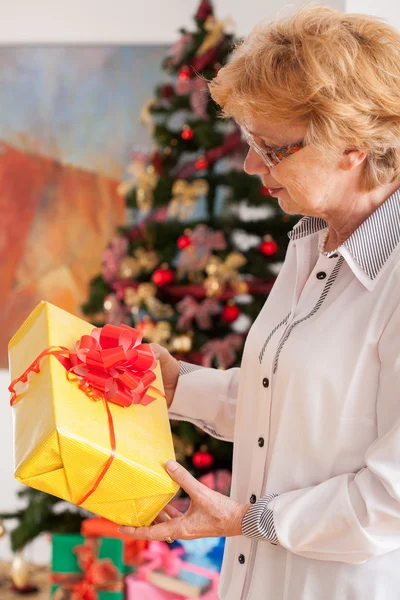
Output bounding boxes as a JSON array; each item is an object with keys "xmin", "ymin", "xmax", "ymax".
[{"xmin": 339, "ymin": 149, "xmax": 367, "ymax": 171}]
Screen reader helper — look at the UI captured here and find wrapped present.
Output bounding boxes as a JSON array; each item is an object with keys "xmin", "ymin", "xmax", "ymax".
[
  {"xmin": 125, "ymin": 578, "xmax": 185, "ymax": 600},
  {"xmin": 81, "ymin": 516, "xmax": 148, "ymax": 567},
  {"xmin": 51, "ymin": 533, "xmax": 124, "ymax": 599},
  {"xmin": 9, "ymin": 301, "xmax": 179, "ymax": 526},
  {"xmin": 175, "ymin": 537, "xmax": 226, "ymax": 572},
  {"xmin": 134, "ymin": 541, "xmax": 220, "ymax": 598}
]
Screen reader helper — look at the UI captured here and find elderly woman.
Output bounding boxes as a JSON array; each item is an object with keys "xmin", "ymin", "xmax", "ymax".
[{"xmin": 120, "ymin": 5, "xmax": 400, "ymax": 599}]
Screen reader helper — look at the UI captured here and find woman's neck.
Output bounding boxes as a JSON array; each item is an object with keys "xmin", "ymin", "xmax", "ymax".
[{"xmin": 324, "ymin": 180, "xmax": 400, "ymax": 252}]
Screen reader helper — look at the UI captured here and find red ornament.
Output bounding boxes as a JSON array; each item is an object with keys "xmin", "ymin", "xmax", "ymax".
[
  {"xmin": 259, "ymin": 237, "xmax": 279, "ymax": 257},
  {"xmin": 152, "ymin": 267, "xmax": 174, "ymax": 286},
  {"xmin": 161, "ymin": 83, "xmax": 174, "ymax": 100},
  {"xmin": 192, "ymin": 450, "xmax": 214, "ymax": 470},
  {"xmin": 179, "ymin": 66, "xmax": 192, "ymax": 80},
  {"xmin": 195, "ymin": 157, "xmax": 209, "ymax": 170},
  {"xmin": 181, "ymin": 127, "xmax": 194, "ymax": 141},
  {"xmin": 221, "ymin": 304, "xmax": 240, "ymax": 323},
  {"xmin": 177, "ymin": 234, "xmax": 192, "ymax": 249}
]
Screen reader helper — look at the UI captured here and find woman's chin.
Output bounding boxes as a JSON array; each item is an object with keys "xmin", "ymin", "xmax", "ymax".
[{"xmin": 277, "ymin": 194, "xmax": 298, "ymax": 214}]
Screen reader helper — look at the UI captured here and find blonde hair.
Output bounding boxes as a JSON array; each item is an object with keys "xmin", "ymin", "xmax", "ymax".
[{"xmin": 209, "ymin": 4, "xmax": 400, "ymax": 190}]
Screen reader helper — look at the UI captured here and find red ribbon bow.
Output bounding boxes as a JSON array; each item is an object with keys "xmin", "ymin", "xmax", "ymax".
[
  {"xmin": 66, "ymin": 324, "xmax": 160, "ymax": 408},
  {"xmin": 138, "ymin": 541, "xmax": 185, "ymax": 581},
  {"xmin": 52, "ymin": 538, "xmax": 122, "ymax": 600}
]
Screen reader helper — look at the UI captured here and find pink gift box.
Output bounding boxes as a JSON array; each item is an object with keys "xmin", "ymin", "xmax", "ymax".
[{"xmin": 125, "ymin": 574, "xmax": 220, "ymax": 600}]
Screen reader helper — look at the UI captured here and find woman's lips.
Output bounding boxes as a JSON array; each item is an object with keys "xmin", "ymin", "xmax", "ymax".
[{"xmin": 266, "ymin": 187, "xmax": 284, "ymax": 196}]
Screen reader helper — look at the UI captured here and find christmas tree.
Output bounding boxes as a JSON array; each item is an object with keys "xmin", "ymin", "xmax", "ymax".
[
  {"xmin": 0, "ymin": 488, "xmax": 87, "ymax": 552},
  {"xmin": 82, "ymin": 0, "xmax": 297, "ymax": 493}
]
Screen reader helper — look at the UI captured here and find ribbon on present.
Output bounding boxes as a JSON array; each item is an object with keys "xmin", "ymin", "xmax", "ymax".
[
  {"xmin": 201, "ymin": 334, "xmax": 244, "ymax": 369},
  {"xmin": 176, "ymin": 296, "xmax": 221, "ymax": 330},
  {"xmin": 136, "ymin": 541, "xmax": 220, "ymax": 593},
  {"xmin": 9, "ymin": 323, "xmax": 165, "ymax": 506},
  {"xmin": 137, "ymin": 541, "xmax": 185, "ymax": 581},
  {"xmin": 51, "ymin": 537, "xmax": 123, "ymax": 600},
  {"xmin": 81, "ymin": 517, "xmax": 148, "ymax": 566}
]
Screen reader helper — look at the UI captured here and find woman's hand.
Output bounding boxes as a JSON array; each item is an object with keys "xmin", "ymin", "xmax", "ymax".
[
  {"xmin": 119, "ymin": 460, "xmax": 251, "ymax": 541},
  {"xmin": 150, "ymin": 343, "xmax": 180, "ymax": 409}
]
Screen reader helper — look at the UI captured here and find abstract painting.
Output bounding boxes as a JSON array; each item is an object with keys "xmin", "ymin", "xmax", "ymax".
[{"xmin": 0, "ymin": 45, "xmax": 168, "ymax": 366}]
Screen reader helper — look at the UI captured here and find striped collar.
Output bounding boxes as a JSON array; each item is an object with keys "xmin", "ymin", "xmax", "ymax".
[{"xmin": 288, "ymin": 188, "xmax": 400, "ymax": 282}]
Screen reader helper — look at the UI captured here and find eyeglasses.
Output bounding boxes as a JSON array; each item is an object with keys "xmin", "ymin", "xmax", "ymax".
[{"xmin": 240, "ymin": 124, "xmax": 305, "ymax": 168}]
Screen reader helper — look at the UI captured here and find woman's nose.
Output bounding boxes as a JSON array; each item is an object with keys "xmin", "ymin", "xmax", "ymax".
[{"xmin": 243, "ymin": 147, "xmax": 270, "ymax": 176}]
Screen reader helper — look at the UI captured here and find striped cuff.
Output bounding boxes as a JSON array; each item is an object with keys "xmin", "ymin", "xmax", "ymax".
[
  {"xmin": 242, "ymin": 493, "xmax": 279, "ymax": 545},
  {"xmin": 179, "ymin": 361, "xmax": 205, "ymax": 376}
]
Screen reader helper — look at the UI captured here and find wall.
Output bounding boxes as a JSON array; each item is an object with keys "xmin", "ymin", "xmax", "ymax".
[
  {"xmin": 0, "ymin": 0, "xmax": 396, "ymax": 564},
  {"xmin": 0, "ymin": 0, "xmax": 345, "ymax": 43}
]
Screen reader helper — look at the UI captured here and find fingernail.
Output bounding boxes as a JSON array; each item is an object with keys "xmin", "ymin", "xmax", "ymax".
[
  {"xmin": 166, "ymin": 459, "xmax": 179, "ymax": 472},
  {"xmin": 118, "ymin": 526, "xmax": 135, "ymax": 534}
]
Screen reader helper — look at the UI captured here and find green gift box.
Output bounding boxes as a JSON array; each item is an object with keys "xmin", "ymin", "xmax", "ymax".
[{"xmin": 51, "ymin": 533, "xmax": 124, "ymax": 599}]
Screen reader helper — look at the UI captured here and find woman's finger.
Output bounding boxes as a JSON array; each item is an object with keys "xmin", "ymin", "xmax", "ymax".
[
  {"xmin": 163, "ymin": 504, "xmax": 184, "ymax": 519},
  {"xmin": 165, "ymin": 460, "xmax": 209, "ymax": 498},
  {"xmin": 120, "ymin": 520, "xmax": 180, "ymax": 542}
]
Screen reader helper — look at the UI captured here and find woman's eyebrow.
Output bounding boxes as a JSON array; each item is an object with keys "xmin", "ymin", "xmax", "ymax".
[{"xmin": 247, "ymin": 129, "xmax": 282, "ymax": 145}]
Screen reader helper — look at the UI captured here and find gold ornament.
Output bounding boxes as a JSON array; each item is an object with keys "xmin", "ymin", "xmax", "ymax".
[
  {"xmin": 141, "ymin": 319, "xmax": 172, "ymax": 345},
  {"xmin": 195, "ymin": 16, "xmax": 233, "ymax": 57},
  {"xmin": 204, "ymin": 252, "xmax": 247, "ymax": 296},
  {"xmin": 134, "ymin": 247, "xmax": 160, "ymax": 273},
  {"xmin": 140, "ymin": 97, "xmax": 157, "ymax": 133},
  {"xmin": 119, "ymin": 248, "xmax": 160, "ymax": 281},
  {"xmin": 232, "ymin": 280, "xmax": 249, "ymax": 295},
  {"xmin": 168, "ymin": 179, "xmax": 209, "ymax": 221},
  {"xmin": 118, "ymin": 256, "xmax": 141, "ymax": 279},
  {"xmin": 172, "ymin": 434, "xmax": 194, "ymax": 461},
  {"xmin": 124, "ymin": 283, "xmax": 174, "ymax": 319},
  {"xmin": 204, "ymin": 275, "xmax": 223, "ymax": 297},
  {"xmin": 173, "ymin": 434, "xmax": 188, "ymax": 462},
  {"xmin": 11, "ymin": 550, "xmax": 30, "ymax": 590},
  {"xmin": 117, "ymin": 161, "xmax": 159, "ymax": 213},
  {"xmin": 171, "ymin": 333, "xmax": 193, "ymax": 354}
]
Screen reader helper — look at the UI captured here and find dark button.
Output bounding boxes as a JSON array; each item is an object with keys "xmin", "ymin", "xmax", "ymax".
[
  {"xmin": 316, "ymin": 271, "xmax": 326, "ymax": 280},
  {"xmin": 238, "ymin": 554, "xmax": 245, "ymax": 564},
  {"xmin": 250, "ymin": 494, "xmax": 257, "ymax": 504},
  {"xmin": 262, "ymin": 377, "xmax": 269, "ymax": 388},
  {"xmin": 258, "ymin": 437, "xmax": 265, "ymax": 447},
  {"xmin": 330, "ymin": 253, "xmax": 339, "ymax": 258}
]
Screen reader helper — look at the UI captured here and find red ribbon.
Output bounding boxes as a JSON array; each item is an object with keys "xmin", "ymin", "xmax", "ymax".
[
  {"xmin": 51, "ymin": 537, "xmax": 123, "ymax": 600},
  {"xmin": 9, "ymin": 323, "xmax": 165, "ymax": 506},
  {"xmin": 137, "ymin": 541, "xmax": 185, "ymax": 581}
]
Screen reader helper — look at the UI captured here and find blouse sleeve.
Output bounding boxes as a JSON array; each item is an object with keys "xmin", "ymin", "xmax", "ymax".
[{"xmin": 168, "ymin": 361, "xmax": 240, "ymax": 442}]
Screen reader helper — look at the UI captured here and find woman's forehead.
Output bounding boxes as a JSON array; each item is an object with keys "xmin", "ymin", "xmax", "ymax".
[{"xmin": 242, "ymin": 117, "xmax": 307, "ymax": 145}]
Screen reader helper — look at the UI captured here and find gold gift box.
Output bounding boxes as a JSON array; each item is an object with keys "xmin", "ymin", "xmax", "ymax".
[{"xmin": 9, "ymin": 301, "xmax": 179, "ymax": 526}]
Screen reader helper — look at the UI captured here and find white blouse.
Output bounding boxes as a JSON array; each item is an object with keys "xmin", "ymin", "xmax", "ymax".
[{"xmin": 169, "ymin": 188, "xmax": 400, "ymax": 599}]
